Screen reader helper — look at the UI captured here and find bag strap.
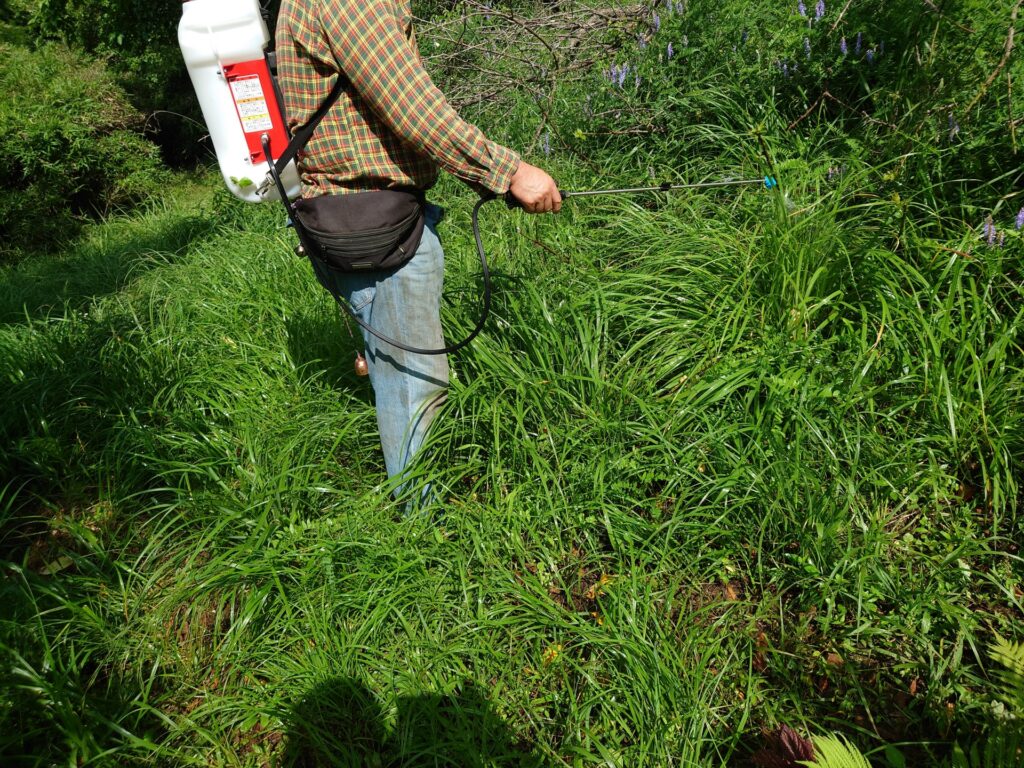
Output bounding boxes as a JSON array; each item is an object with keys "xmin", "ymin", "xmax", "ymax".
[{"xmin": 272, "ymin": 72, "xmax": 348, "ymax": 176}]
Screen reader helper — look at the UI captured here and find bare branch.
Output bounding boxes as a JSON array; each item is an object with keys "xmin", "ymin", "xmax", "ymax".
[{"xmin": 415, "ymin": 2, "xmax": 647, "ymax": 112}]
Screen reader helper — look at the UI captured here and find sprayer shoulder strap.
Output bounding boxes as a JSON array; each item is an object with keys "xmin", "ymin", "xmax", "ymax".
[{"xmin": 273, "ymin": 73, "xmax": 348, "ymax": 176}]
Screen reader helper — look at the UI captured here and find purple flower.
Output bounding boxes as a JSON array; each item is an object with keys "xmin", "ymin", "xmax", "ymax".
[
  {"xmin": 667, "ymin": 42, "xmax": 674, "ymax": 60},
  {"xmin": 798, "ymin": 0, "xmax": 807, "ymax": 16},
  {"xmin": 804, "ymin": 37, "xmax": 811, "ymax": 58},
  {"xmin": 654, "ymin": 12, "xmax": 661, "ymax": 32},
  {"xmin": 1015, "ymin": 207, "xmax": 1024, "ymax": 230},
  {"xmin": 675, "ymin": 1, "xmax": 684, "ymax": 13},
  {"xmin": 665, "ymin": 0, "xmax": 672, "ymax": 10},
  {"xmin": 618, "ymin": 63, "xmax": 629, "ymax": 87},
  {"xmin": 866, "ymin": 48, "xmax": 875, "ymax": 64},
  {"xmin": 855, "ymin": 32, "xmax": 863, "ymax": 55},
  {"xmin": 543, "ymin": 130, "xmax": 551, "ymax": 156},
  {"xmin": 638, "ymin": 34, "xmax": 647, "ymax": 49},
  {"xmin": 815, "ymin": 0, "xmax": 825, "ymax": 19},
  {"xmin": 948, "ymin": 113, "xmax": 960, "ymax": 141},
  {"xmin": 983, "ymin": 217, "xmax": 996, "ymax": 245},
  {"xmin": 782, "ymin": 62, "xmax": 789, "ymax": 76},
  {"xmin": 840, "ymin": 37, "xmax": 847, "ymax": 55}
]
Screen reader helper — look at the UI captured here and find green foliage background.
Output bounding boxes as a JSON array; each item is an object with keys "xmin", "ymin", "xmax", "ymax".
[{"xmin": 0, "ymin": 42, "xmax": 166, "ymax": 259}]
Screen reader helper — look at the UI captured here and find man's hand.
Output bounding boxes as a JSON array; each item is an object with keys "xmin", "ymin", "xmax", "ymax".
[{"xmin": 508, "ymin": 161, "xmax": 562, "ymax": 214}]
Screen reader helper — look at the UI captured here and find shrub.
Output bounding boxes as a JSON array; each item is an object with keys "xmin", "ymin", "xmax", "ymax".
[
  {"xmin": 26, "ymin": 0, "xmax": 280, "ymax": 166},
  {"xmin": 0, "ymin": 42, "xmax": 166, "ymax": 260}
]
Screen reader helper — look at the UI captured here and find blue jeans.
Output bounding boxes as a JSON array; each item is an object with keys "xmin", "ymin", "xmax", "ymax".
[{"xmin": 310, "ymin": 203, "xmax": 449, "ymax": 494}]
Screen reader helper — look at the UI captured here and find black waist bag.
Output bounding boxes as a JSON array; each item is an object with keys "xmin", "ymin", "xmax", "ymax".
[{"xmin": 293, "ymin": 189, "xmax": 425, "ymax": 273}]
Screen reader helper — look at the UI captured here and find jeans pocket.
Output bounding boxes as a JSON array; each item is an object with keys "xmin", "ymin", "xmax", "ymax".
[{"xmin": 348, "ymin": 285, "xmax": 375, "ymax": 315}]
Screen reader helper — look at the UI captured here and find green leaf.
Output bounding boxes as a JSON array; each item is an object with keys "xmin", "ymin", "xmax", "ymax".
[{"xmin": 883, "ymin": 746, "xmax": 905, "ymax": 768}]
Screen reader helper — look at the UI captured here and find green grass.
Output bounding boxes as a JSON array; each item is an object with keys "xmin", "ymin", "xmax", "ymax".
[
  {"xmin": 2, "ymin": 1, "xmax": 1023, "ymax": 765},
  {"xmin": 1, "ymin": 154, "xmax": 1020, "ymax": 766}
]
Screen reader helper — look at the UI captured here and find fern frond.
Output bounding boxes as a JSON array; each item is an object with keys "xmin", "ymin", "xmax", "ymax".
[
  {"xmin": 950, "ymin": 729, "xmax": 1024, "ymax": 768},
  {"xmin": 800, "ymin": 734, "xmax": 872, "ymax": 768},
  {"xmin": 991, "ymin": 635, "xmax": 1024, "ymax": 713}
]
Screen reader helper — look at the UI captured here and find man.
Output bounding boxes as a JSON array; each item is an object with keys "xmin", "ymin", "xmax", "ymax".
[{"xmin": 275, "ymin": 0, "xmax": 561, "ymax": 494}]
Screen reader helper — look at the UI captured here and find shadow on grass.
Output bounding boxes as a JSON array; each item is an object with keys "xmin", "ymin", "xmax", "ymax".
[
  {"xmin": 281, "ymin": 677, "xmax": 545, "ymax": 768},
  {"xmin": 0, "ymin": 567, "xmax": 169, "ymax": 766},
  {"xmin": 0, "ymin": 207, "xmax": 218, "ymax": 323},
  {"xmin": 285, "ymin": 308, "xmax": 375, "ymax": 403}
]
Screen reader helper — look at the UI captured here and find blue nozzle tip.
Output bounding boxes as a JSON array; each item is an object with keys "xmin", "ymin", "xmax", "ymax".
[{"xmin": 764, "ymin": 176, "xmax": 778, "ymax": 189}]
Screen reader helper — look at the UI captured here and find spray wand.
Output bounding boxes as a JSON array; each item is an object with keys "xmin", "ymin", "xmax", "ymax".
[{"xmin": 555, "ymin": 176, "xmax": 778, "ymax": 201}]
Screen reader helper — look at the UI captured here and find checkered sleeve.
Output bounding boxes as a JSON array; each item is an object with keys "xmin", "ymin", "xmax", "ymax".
[{"xmin": 317, "ymin": 0, "xmax": 520, "ymax": 194}]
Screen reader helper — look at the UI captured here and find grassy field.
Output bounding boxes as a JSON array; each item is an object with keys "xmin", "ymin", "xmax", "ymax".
[{"xmin": 2, "ymin": 1, "xmax": 1023, "ymax": 765}]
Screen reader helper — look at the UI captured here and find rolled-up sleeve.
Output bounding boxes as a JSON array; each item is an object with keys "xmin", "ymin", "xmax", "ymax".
[{"xmin": 318, "ymin": 0, "xmax": 520, "ymax": 194}]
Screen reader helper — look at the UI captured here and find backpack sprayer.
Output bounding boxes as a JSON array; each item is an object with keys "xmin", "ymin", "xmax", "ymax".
[
  {"xmin": 179, "ymin": 0, "xmax": 778, "ymax": 363},
  {"xmin": 179, "ymin": 0, "xmax": 297, "ymax": 201}
]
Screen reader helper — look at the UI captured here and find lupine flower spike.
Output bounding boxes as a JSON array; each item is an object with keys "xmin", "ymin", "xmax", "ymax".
[
  {"xmin": 667, "ymin": 42, "xmax": 674, "ymax": 60},
  {"xmin": 798, "ymin": 1, "xmax": 807, "ymax": 16},
  {"xmin": 855, "ymin": 32, "xmax": 862, "ymax": 55},
  {"xmin": 1015, "ymin": 207, "xmax": 1024, "ymax": 230},
  {"xmin": 815, "ymin": 0, "xmax": 825, "ymax": 19},
  {"xmin": 654, "ymin": 13, "xmax": 661, "ymax": 32},
  {"xmin": 840, "ymin": 37, "xmax": 847, "ymax": 55},
  {"xmin": 866, "ymin": 49, "xmax": 875, "ymax": 64},
  {"xmin": 804, "ymin": 37, "xmax": 811, "ymax": 58}
]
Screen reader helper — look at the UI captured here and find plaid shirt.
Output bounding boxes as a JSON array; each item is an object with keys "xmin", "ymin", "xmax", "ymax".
[{"xmin": 275, "ymin": 0, "xmax": 520, "ymax": 198}]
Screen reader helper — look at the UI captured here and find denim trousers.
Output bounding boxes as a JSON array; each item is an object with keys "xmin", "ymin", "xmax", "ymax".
[{"xmin": 310, "ymin": 203, "xmax": 449, "ymax": 493}]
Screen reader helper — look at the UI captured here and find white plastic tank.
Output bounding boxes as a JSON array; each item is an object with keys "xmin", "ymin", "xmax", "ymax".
[{"xmin": 179, "ymin": 0, "xmax": 300, "ymax": 202}]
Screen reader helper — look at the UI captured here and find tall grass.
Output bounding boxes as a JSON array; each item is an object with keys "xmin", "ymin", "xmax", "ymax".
[{"xmin": 2, "ymin": 0, "xmax": 1023, "ymax": 765}]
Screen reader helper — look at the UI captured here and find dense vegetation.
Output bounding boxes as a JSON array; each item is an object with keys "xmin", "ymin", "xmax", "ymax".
[{"xmin": 1, "ymin": 0, "xmax": 1022, "ymax": 765}]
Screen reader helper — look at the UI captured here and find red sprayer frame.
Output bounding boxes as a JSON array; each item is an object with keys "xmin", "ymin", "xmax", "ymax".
[{"xmin": 223, "ymin": 59, "xmax": 288, "ymax": 164}]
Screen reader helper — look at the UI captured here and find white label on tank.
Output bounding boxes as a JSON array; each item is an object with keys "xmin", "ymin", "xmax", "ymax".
[{"xmin": 230, "ymin": 75, "xmax": 274, "ymax": 133}]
